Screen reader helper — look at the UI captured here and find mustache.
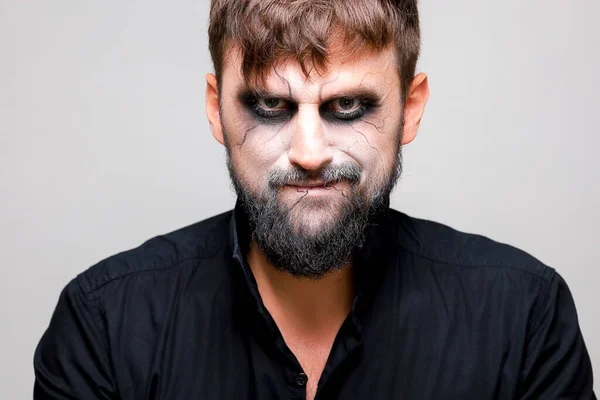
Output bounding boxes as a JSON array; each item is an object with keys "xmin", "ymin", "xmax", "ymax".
[{"xmin": 267, "ymin": 162, "xmax": 362, "ymax": 189}]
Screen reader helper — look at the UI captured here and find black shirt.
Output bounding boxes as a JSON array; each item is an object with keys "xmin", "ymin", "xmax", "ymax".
[{"xmin": 34, "ymin": 205, "xmax": 596, "ymax": 399}]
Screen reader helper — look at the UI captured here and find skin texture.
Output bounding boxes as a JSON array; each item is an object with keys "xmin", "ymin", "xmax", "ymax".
[
  {"xmin": 215, "ymin": 47, "xmax": 401, "ymax": 228},
  {"xmin": 205, "ymin": 44, "xmax": 429, "ymax": 399},
  {"xmin": 207, "ymin": 45, "xmax": 427, "ymax": 234}
]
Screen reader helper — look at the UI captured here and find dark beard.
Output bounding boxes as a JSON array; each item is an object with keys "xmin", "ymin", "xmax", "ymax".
[{"xmin": 223, "ymin": 127, "xmax": 403, "ymax": 280}]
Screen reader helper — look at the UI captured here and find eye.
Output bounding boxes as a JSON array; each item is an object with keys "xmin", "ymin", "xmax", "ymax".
[
  {"xmin": 256, "ymin": 98, "xmax": 288, "ymax": 110},
  {"xmin": 245, "ymin": 96, "xmax": 292, "ymax": 121},
  {"xmin": 324, "ymin": 97, "xmax": 369, "ymax": 121},
  {"xmin": 328, "ymin": 98, "xmax": 362, "ymax": 112}
]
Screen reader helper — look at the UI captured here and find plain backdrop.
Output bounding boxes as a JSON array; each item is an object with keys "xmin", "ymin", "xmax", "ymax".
[{"xmin": 1, "ymin": 0, "xmax": 598, "ymax": 397}]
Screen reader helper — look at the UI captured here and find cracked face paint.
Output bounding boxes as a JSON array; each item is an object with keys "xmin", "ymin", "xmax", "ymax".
[{"xmin": 217, "ymin": 46, "xmax": 405, "ymax": 277}]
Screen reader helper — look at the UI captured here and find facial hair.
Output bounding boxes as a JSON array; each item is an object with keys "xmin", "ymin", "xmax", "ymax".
[{"xmin": 223, "ymin": 125, "xmax": 403, "ymax": 280}]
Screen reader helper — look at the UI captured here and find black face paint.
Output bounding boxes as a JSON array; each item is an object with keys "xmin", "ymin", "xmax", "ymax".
[{"xmin": 236, "ymin": 87, "xmax": 384, "ymax": 126}]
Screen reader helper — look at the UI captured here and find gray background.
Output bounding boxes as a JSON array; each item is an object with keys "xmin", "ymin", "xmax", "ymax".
[{"xmin": 1, "ymin": 0, "xmax": 598, "ymax": 397}]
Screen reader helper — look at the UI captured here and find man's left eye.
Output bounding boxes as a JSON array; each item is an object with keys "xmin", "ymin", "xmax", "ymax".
[{"xmin": 328, "ymin": 98, "xmax": 361, "ymax": 112}]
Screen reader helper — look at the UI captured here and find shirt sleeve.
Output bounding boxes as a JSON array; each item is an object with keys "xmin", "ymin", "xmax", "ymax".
[
  {"xmin": 517, "ymin": 271, "xmax": 596, "ymax": 399},
  {"xmin": 34, "ymin": 278, "xmax": 117, "ymax": 399}
]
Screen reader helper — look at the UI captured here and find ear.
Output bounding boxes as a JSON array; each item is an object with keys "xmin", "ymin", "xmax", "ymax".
[
  {"xmin": 205, "ymin": 73, "xmax": 225, "ymax": 145},
  {"xmin": 401, "ymin": 72, "xmax": 429, "ymax": 145}
]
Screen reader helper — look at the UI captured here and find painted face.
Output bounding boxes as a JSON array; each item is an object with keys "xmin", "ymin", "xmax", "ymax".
[
  {"xmin": 219, "ymin": 46, "xmax": 404, "ymax": 232},
  {"xmin": 208, "ymin": 44, "xmax": 415, "ymax": 278}
]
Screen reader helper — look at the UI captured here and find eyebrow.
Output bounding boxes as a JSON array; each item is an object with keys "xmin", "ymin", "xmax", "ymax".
[
  {"xmin": 235, "ymin": 86, "xmax": 386, "ymax": 105},
  {"xmin": 319, "ymin": 88, "xmax": 385, "ymax": 104},
  {"xmin": 236, "ymin": 87, "xmax": 290, "ymax": 102}
]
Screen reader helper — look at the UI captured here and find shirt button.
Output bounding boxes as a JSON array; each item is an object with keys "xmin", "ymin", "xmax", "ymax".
[{"xmin": 295, "ymin": 372, "xmax": 308, "ymax": 386}]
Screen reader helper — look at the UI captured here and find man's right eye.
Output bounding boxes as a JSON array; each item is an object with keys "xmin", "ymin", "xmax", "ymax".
[
  {"xmin": 256, "ymin": 98, "xmax": 288, "ymax": 110},
  {"xmin": 248, "ymin": 97, "xmax": 290, "ymax": 120}
]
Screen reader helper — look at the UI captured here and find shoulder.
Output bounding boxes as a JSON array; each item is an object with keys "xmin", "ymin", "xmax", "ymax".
[
  {"xmin": 387, "ymin": 209, "xmax": 555, "ymax": 283},
  {"xmin": 385, "ymin": 209, "xmax": 568, "ymax": 339},
  {"xmin": 76, "ymin": 210, "xmax": 234, "ymax": 295},
  {"xmin": 383, "ymin": 211, "xmax": 595, "ymax": 397}
]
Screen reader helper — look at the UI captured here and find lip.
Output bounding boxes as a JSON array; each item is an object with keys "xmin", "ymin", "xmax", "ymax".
[
  {"xmin": 290, "ymin": 186, "xmax": 327, "ymax": 191},
  {"xmin": 286, "ymin": 182, "xmax": 330, "ymax": 191}
]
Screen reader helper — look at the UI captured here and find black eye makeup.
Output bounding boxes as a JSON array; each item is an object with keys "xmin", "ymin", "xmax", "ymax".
[
  {"xmin": 322, "ymin": 97, "xmax": 374, "ymax": 122},
  {"xmin": 238, "ymin": 89, "xmax": 381, "ymax": 123},
  {"xmin": 239, "ymin": 91, "xmax": 294, "ymax": 122},
  {"xmin": 252, "ymin": 97, "xmax": 292, "ymax": 120}
]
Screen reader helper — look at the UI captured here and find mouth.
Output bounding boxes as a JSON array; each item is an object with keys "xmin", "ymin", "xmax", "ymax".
[{"xmin": 286, "ymin": 181, "xmax": 335, "ymax": 192}]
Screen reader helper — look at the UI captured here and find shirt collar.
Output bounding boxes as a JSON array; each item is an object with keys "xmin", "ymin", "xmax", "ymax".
[{"xmin": 229, "ymin": 201, "xmax": 265, "ymax": 313}]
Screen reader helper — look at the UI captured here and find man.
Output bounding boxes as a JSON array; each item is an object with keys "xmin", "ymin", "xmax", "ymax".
[{"xmin": 34, "ymin": 0, "xmax": 595, "ymax": 399}]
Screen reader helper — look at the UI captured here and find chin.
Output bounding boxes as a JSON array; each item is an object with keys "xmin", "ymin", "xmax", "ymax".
[
  {"xmin": 291, "ymin": 215, "xmax": 336, "ymax": 237},
  {"xmin": 288, "ymin": 202, "xmax": 334, "ymax": 220},
  {"xmin": 285, "ymin": 196, "xmax": 346, "ymax": 226}
]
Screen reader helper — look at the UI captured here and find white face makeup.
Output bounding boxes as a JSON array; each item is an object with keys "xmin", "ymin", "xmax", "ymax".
[{"xmin": 218, "ymin": 46, "xmax": 404, "ymax": 235}]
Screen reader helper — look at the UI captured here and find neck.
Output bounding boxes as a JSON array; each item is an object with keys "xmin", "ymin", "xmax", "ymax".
[{"xmin": 247, "ymin": 240, "xmax": 355, "ymax": 335}]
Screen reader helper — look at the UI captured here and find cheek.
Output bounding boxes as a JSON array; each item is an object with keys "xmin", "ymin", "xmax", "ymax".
[
  {"xmin": 326, "ymin": 110, "xmax": 401, "ymax": 179},
  {"xmin": 222, "ymin": 108, "xmax": 290, "ymax": 185}
]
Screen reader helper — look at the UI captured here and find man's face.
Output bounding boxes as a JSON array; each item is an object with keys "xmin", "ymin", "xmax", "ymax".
[{"xmin": 207, "ymin": 45, "xmax": 421, "ymax": 279}]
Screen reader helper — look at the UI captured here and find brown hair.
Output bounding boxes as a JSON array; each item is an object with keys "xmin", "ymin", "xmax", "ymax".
[{"xmin": 208, "ymin": 0, "xmax": 420, "ymax": 102}]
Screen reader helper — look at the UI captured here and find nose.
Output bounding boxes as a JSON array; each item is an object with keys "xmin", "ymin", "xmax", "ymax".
[{"xmin": 287, "ymin": 106, "xmax": 333, "ymax": 171}]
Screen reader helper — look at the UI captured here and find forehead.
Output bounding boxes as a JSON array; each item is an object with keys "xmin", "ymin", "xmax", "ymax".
[{"xmin": 221, "ymin": 45, "xmax": 400, "ymax": 101}]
